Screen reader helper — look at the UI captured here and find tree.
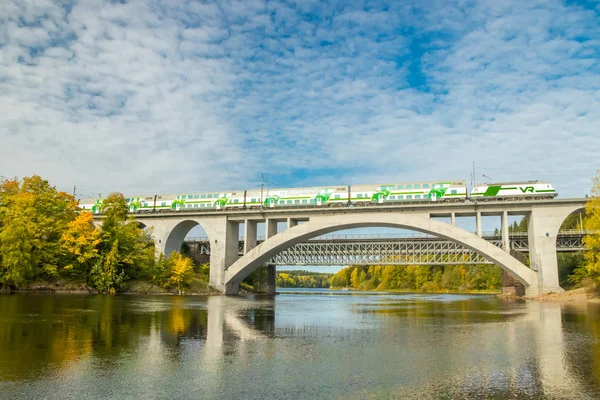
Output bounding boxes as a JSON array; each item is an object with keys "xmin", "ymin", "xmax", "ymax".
[
  {"xmin": 61, "ymin": 212, "xmax": 101, "ymax": 279},
  {"xmin": 0, "ymin": 176, "xmax": 78, "ymax": 288},
  {"xmin": 166, "ymin": 252, "xmax": 194, "ymax": 293},
  {"xmin": 91, "ymin": 193, "xmax": 155, "ymax": 291},
  {"xmin": 90, "ymin": 240, "xmax": 125, "ymax": 293},
  {"xmin": 572, "ymin": 170, "xmax": 600, "ymax": 286}
]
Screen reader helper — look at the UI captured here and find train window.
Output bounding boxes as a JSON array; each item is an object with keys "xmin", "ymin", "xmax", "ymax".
[
  {"xmin": 295, "ymin": 200, "xmax": 300, "ymax": 204},
  {"xmin": 390, "ymin": 196, "xmax": 395, "ymax": 200},
  {"xmin": 424, "ymin": 194, "xmax": 430, "ymax": 199},
  {"xmin": 310, "ymin": 199, "xmax": 317, "ymax": 203},
  {"xmin": 397, "ymin": 185, "xmax": 403, "ymax": 189},
  {"xmin": 187, "ymin": 195, "xmax": 192, "ymax": 199},
  {"xmin": 194, "ymin": 195, "xmax": 199, "ymax": 199},
  {"xmin": 214, "ymin": 194, "xmax": 218, "ymax": 198},
  {"xmin": 161, "ymin": 202, "xmax": 166, "ymax": 206},
  {"xmin": 233, "ymin": 199, "xmax": 238, "ymax": 203},
  {"xmin": 302, "ymin": 199, "xmax": 308, "ymax": 203},
  {"xmin": 398, "ymin": 195, "xmax": 404, "ymax": 200},
  {"xmin": 279, "ymin": 200, "xmax": 284, "ymax": 204},
  {"xmin": 194, "ymin": 204, "xmax": 198, "ymax": 208},
  {"xmin": 423, "ymin": 184, "xmax": 429, "ymax": 189},
  {"xmin": 357, "ymin": 194, "xmax": 363, "ymax": 198},
  {"xmin": 287, "ymin": 200, "xmax": 292, "ymax": 204},
  {"xmin": 406, "ymin": 184, "xmax": 413, "ymax": 189},
  {"xmin": 125, "ymin": 198, "xmax": 130, "ymax": 202},
  {"xmin": 335, "ymin": 195, "xmax": 340, "ymax": 199},
  {"xmin": 415, "ymin": 184, "xmax": 421, "ymax": 189},
  {"xmin": 415, "ymin": 195, "xmax": 421, "ymax": 199},
  {"xmin": 207, "ymin": 194, "xmax": 212, "ymax": 198},
  {"xmin": 451, "ymin": 190, "xmax": 457, "ymax": 194},
  {"xmin": 406, "ymin": 195, "xmax": 413, "ymax": 199},
  {"xmin": 199, "ymin": 194, "xmax": 204, "ymax": 199}
]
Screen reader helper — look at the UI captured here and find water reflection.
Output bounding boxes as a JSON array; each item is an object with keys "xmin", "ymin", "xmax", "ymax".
[{"xmin": 1, "ymin": 293, "xmax": 600, "ymax": 399}]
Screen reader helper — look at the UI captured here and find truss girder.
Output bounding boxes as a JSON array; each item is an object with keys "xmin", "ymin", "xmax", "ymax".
[
  {"xmin": 185, "ymin": 234, "xmax": 585, "ymax": 265},
  {"xmin": 269, "ymin": 240, "xmax": 497, "ymax": 265}
]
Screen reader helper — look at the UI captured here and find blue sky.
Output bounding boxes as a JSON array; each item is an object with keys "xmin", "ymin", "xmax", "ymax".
[{"xmin": 1, "ymin": 0, "xmax": 599, "ymax": 199}]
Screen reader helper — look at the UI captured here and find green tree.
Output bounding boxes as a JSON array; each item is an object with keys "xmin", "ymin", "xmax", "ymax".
[{"xmin": 90, "ymin": 193, "xmax": 155, "ymax": 291}]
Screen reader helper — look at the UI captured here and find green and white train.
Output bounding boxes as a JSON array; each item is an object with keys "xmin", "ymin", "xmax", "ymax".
[{"xmin": 79, "ymin": 180, "xmax": 556, "ymax": 214}]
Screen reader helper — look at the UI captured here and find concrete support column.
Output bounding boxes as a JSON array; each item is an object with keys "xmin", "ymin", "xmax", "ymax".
[
  {"xmin": 502, "ymin": 211, "xmax": 510, "ymax": 251},
  {"xmin": 266, "ymin": 218, "xmax": 277, "ymax": 239},
  {"xmin": 527, "ymin": 209, "xmax": 564, "ymax": 294},
  {"xmin": 450, "ymin": 213, "xmax": 456, "ymax": 226},
  {"xmin": 209, "ymin": 217, "xmax": 240, "ymax": 293},
  {"xmin": 476, "ymin": 211, "xmax": 482, "ymax": 237},
  {"xmin": 287, "ymin": 218, "xmax": 297, "ymax": 229},
  {"xmin": 263, "ymin": 265, "xmax": 277, "ymax": 296},
  {"xmin": 244, "ymin": 220, "xmax": 257, "ymax": 254}
]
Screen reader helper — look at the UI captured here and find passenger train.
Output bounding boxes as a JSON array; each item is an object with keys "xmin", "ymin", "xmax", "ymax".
[{"xmin": 79, "ymin": 180, "xmax": 557, "ymax": 214}]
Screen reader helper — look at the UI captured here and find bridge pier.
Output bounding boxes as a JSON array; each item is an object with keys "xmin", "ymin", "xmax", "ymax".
[
  {"xmin": 208, "ymin": 218, "xmax": 240, "ymax": 292},
  {"xmin": 527, "ymin": 209, "xmax": 565, "ymax": 294}
]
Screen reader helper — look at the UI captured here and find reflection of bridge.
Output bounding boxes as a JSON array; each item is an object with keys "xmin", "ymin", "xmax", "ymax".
[
  {"xmin": 185, "ymin": 230, "xmax": 587, "ymax": 266},
  {"xmin": 93, "ymin": 197, "xmax": 588, "ymax": 296}
]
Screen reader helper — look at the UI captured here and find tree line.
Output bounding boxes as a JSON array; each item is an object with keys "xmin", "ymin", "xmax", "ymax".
[
  {"xmin": 329, "ymin": 264, "xmax": 502, "ymax": 292},
  {"xmin": 276, "ymin": 270, "xmax": 332, "ymax": 288},
  {"xmin": 0, "ymin": 176, "xmax": 198, "ymax": 293}
]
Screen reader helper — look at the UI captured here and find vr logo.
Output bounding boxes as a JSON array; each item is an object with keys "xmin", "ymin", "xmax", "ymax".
[{"xmin": 519, "ymin": 186, "xmax": 535, "ymax": 193}]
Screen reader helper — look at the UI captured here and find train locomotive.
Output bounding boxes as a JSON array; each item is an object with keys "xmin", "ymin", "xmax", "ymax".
[{"xmin": 79, "ymin": 180, "xmax": 557, "ymax": 214}]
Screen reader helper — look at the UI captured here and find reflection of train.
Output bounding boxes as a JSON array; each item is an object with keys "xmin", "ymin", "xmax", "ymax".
[{"xmin": 79, "ymin": 180, "xmax": 557, "ymax": 214}]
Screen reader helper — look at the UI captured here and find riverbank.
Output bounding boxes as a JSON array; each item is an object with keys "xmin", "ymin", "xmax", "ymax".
[
  {"xmin": 2, "ymin": 278, "xmax": 220, "ymax": 296},
  {"xmin": 329, "ymin": 286, "xmax": 500, "ymax": 294},
  {"xmin": 529, "ymin": 287, "xmax": 600, "ymax": 303}
]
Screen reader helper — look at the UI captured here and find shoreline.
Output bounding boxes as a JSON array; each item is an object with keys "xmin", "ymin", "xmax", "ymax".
[{"xmin": 526, "ymin": 287, "xmax": 600, "ymax": 304}]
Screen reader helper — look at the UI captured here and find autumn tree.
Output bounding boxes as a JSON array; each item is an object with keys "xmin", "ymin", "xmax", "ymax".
[
  {"xmin": 61, "ymin": 212, "xmax": 101, "ymax": 280},
  {"xmin": 0, "ymin": 176, "xmax": 78, "ymax": 288},
  {"xmin": 571, "ymin": 171, "xmax": 600, "ymax": 286},
  {"xmin": 90, "ymin": 193, "xmax": 155, "ymax": 292},
  {"xmin": 166, "ymin": 252, "xmax": 194, "ymax": 293}
]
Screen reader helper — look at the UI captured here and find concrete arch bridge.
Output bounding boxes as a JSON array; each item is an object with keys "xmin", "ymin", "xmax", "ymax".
[{"xmin": 94, "ymin": 198, "xmax": 587, "ymax": 297}]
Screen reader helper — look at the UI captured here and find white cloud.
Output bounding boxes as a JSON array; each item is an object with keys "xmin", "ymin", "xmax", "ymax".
[{"xmin": 0, "ymin": 0, "xmax": 598, "ymax": 200}]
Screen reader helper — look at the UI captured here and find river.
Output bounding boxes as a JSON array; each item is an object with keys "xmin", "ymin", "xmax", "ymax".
[{"xmin": 1, "ymin": 289, "xmax": 600, "ymax": 399}]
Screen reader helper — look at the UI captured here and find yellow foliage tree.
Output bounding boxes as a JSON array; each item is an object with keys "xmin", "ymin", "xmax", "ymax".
[
  {"xmin": 61, "ymin": 212, "xmax": 101, "ymax": 278},
  {"xmin": 166, "ymin": 252, "xmax": 194, "ymax": 293},
  {"xmin": 579, "ymin": 170, "xmax": 600, "ymax": 284},
  {"xmin": 0, "ymin": 176, "xmax": 78, "ymax": 287}
]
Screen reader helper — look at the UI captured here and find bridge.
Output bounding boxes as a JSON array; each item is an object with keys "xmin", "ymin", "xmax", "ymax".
[
  {"xmin": 185, "ymin": 230, "xmax": 586, "ymax": 266},
  {"xmin": 92, "ymin": 197, "xmax": 588, "ymax": 296}
]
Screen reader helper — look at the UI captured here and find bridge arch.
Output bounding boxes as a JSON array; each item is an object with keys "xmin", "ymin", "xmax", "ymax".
[
  {"xmin": 224, "ymin": 213, "xmax": 538, "ymax": 295},
  {"xmin": 163, "ymin": 219, "xmax": 210, "ymax": 257}
]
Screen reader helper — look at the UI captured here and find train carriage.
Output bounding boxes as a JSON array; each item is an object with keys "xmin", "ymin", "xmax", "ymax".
[
  {"xmin": 351, "ymin": 180, "xmax": 467, "ymax": 204},
  {"xmin": 245, "ymin": 186, "xmax": 348, "ymax": 208},
  {"xmin": 470, "ymin": 181, "xmax": 557, "ymax": 200}
]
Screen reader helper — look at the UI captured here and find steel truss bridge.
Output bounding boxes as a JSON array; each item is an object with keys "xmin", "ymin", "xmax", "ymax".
[{"xmin": 185, "ymin": 230, "xmax": 588, "ymax": 266}]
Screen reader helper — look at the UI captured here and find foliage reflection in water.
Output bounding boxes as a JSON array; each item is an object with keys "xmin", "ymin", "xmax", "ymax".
[{"xmin": 1, "ymin": 291, "xmax": 600, "ymax": 399}]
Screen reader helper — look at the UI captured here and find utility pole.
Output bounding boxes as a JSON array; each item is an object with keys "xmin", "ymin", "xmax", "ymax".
[
  {"xmin": 73, "ymin": 185, "xmax": 77, "ymax": 197},
  {"xmin": 260, "ymin": 173, "xmax": 264, "ymax": 208}
]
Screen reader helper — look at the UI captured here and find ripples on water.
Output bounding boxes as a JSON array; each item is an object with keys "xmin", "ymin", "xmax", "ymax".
[{"xmin": 1, "ymin": 290, "xmax": 600, "ymax": 399}]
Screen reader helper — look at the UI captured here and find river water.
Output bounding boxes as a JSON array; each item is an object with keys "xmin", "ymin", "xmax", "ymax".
[{"xmin": 1, "ymin": 290, "xmax": 600, "ymax": 399}]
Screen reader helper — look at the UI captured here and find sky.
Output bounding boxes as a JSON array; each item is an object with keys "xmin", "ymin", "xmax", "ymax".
[{"xmin": 1, "ymin": 0, "xmax": 599, "ymax": 200}]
